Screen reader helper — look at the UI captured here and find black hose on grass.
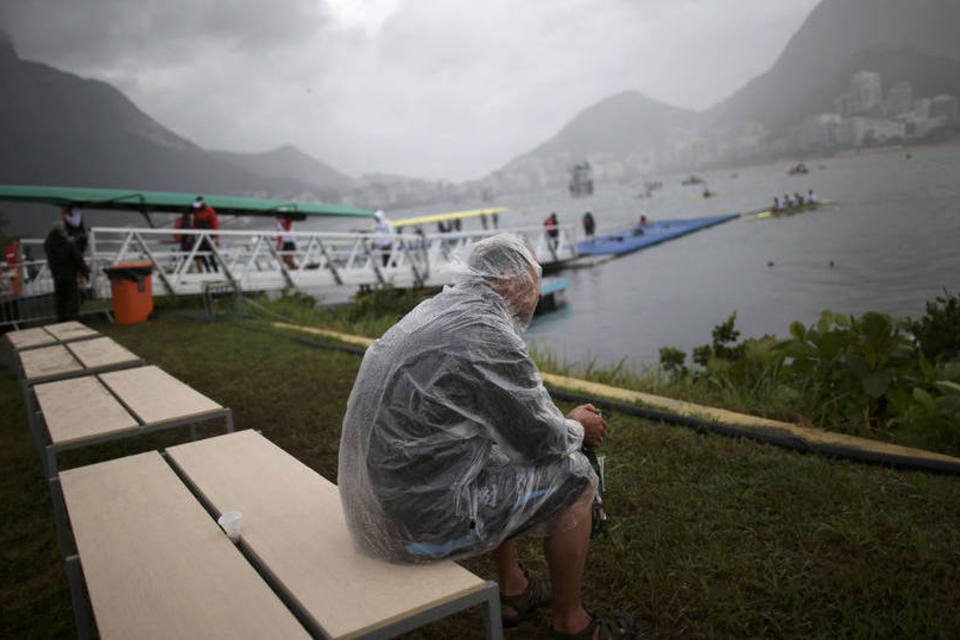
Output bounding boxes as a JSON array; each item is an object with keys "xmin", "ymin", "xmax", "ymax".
[
  {"xmin": 237, "ymin": 319, "xmax": 960, "ymax": 477},
  {"xmin": 547, "ymin": 387, "xmax": 960, "ymax": 477}
]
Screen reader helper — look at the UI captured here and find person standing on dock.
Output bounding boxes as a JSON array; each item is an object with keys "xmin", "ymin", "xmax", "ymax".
[
  {"xmin": 191, "ymin": 196, "xmax": 220, "ymax": 272},
  {"xmin": 44, "ymin": 221, "xmax": 90, "ymax": 321},
  {"xmin": 545, "ymin": 212, "xmax": 559, "ymax": 251},
  {"xmin": 173, "ymin": 209, "xmax": 194, "ymax": 253},
  {"xmin": 275, "ymin": 214, "xmax": 297, "ymax": 269},
  {"xmin": 339, "ymin": 234, "xmax": 635, "ymax": 639},
  {"xmin": 582, "ymin": 211, "xmax": 596, "ymax": 243},
  {"xmin": 60, "ymin": 206, "xmax": 88, "ymax": 254},
  {"xmin": 372, "ymin": 210, "xmax": 394, "ymax": 268},
  {"xmin": 3, "ymin": 237, "xmax": 24, "ymax": 297}
]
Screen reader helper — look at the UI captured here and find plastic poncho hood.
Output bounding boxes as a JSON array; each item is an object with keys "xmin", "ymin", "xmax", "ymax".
[
  {"xmin": 338, "ymin": 233, "xmax": 595, "ymax": 563},
  {"xmin": 448, "ymin": 233, "xmax": 543, "ymax": 333}
]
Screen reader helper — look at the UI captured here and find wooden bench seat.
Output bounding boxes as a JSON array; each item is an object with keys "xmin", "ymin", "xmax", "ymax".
[
  {"xmin": 66, "ymin": 337, "xmax": 139, "ymax": 370},
  {"xmin": 166, "ymin": 430, "xmax": 502, "ymax": 640},
  {"xmin": 34, "ymin": 376, "xmax": 139, "ymax": 447},
  {"xmin": 4, "ymin": 321, "xmax": 99, "ymax": 355},
  {"xmin": 17, "ymin": 337, "xmax": 143, "ymax": 387},
  {"xmin": 5, "ymin": 326, "xmax": 58, "ymax": 351},
  {"xmin": 99, "ymin": 365, "xmax": 228, "ymax": 425},
  {"xmin": 43, "ymin": 321, "xmax": 99, "ymax": 342},
  {"xmin": 56, "ymin": 451, "xmax": 311, "ymax": 639},
  {"xmin": 32, "ymin": 365, "xmax": 234, "ymax": 479}
]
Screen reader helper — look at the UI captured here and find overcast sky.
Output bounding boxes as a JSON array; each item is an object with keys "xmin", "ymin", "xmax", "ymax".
[{"xmin": 1, "ymin": 0, "xmax": 821, "ymax": 181}]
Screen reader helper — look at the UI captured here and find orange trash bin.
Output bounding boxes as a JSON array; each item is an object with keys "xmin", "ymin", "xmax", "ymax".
[{"xmin": 103, "ymin": 261, "xmax": 154, "ymax": 325}]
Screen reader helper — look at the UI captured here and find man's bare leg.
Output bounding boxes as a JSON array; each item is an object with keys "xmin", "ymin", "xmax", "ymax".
[
  {"xmin": 491, "ymin": 539, "xmax": 528, "ymax": 617},
  {"xmin": 544, "ymin": 487, "xmax": 594, "ymax": 634}
]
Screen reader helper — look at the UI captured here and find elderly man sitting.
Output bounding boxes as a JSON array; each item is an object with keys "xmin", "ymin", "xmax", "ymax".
[{"xmin": 338, "ymin": 234, "xmax": 635, "ymax": 639}]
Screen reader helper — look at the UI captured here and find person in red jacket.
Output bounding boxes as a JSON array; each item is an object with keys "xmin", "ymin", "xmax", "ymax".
[
  {"xmin": 544, "ymin": 212, "xmax": 559, "ymax": 251},
  {"xmin": 275, "ymin": 214, "xmax": 297, "ymax": 269},
  {"xmin": 4, "ymin": 238, "xmax": 24, "ymax": 296},
  {"xmin": 191, "ymin": 196, "xmax": 219, "ymax": 272}
]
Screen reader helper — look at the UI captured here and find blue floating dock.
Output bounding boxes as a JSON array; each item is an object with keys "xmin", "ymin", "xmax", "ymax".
[{"xmin": 576, "ymin": 213, "xmax": 740, "ymax": 257}]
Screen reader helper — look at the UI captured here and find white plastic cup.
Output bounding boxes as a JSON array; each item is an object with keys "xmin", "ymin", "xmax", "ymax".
[{"xmin": 218, "ymin": 511, "xmax": 243, "ymax": 542}]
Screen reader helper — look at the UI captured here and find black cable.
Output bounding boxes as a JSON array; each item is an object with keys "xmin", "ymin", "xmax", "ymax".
[{"xmin": 547, "ymin": 387, "xmax": 960, "ymax": 476}]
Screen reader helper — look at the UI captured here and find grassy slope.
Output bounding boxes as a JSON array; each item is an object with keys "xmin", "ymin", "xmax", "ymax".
[{"xmin": 2, "ymin": 311, "xmax": 959, "ymax": 639}]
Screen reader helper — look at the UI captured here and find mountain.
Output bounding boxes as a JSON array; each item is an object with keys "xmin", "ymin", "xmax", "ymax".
[
  {"xmin": 496, "ymin": 91, "xmax": 696, "ymax": 184},
  {"xmin": 708, "ymin": 0, "xmax": 960, "ymax": 130},
  {"xmin": 210, "ymin": 145, "xmax": 355, "ymax": 195},
  {"xmin": 0, "ymin": 38, "xmax": 344, "ymax": 218},
  {"xmin": 533, "ymin": 91, "xmax": 696, "ymax": 157}
]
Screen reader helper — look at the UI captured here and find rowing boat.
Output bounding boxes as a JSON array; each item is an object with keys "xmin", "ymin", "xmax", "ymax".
[
  {"xmin": 575, "ymin": 213, "xmax": 740, "ymax": 257},
  {"xmin": 742, "ymin": 199, "xmax": 836, "ymax": 222}
]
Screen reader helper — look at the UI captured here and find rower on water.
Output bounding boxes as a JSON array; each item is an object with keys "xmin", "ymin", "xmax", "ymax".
[{"xmin": 807, "ymin": 189, "xmax": 817, "ymax": 204}]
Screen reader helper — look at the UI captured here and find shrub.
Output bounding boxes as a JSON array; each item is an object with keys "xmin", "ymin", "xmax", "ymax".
[
  {"xmin": 907, "ymin": 289, "xmax": 960, "ymax": 364},
  {"xmin": 659, "ymin": 347, "xmax": 687, "ymax": 380},
  {"xmin": 349, "ymin": 284, "xmax": 424, "ymax": 323},
  {"xmin": 776, "ymin": 310, "xmax": 920, "ymax": 432},
  {"xmin": 901, "ymin": 364, "xmax": 960, "ymax": 455}
]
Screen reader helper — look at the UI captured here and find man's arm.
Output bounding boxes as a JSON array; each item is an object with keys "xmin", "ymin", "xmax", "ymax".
[
  {"xmin": 462, "ymin": 327, "xmax": 590, "ymax": 462},
  {"xmin": 68, "ymin": 241, "xmax": 90, "ymax": 278}
]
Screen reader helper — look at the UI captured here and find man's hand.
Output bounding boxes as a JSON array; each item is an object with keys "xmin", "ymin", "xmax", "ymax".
[{"xmin": 567, "ymin": 404, "xmax": 608, "ymax": 449}]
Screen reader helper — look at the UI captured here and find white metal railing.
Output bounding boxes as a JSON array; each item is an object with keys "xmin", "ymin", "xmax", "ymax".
[{"xmin": 3, "ymin": 225, "xmax": 579, "ymax": 318}]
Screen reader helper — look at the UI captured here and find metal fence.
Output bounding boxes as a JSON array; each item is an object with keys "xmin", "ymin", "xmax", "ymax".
[{"xmin": 2, "ymin": 225, "xmax": 579, "ymax": 328}]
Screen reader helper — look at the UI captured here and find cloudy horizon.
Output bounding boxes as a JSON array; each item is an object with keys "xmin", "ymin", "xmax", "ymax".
[{"xmin": 1, "ymin": 0, "xmax": 821, "ymax": 181}]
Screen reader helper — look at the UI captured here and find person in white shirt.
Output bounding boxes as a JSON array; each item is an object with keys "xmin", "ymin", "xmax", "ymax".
[{"xmin": 372, "ymin": 210, "xmax": 394, "ymax": 267}]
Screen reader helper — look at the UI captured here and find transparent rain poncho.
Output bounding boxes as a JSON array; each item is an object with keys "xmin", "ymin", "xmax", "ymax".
[{"xmin": 338, "ymin": 234, "xmax": 597, "ymax": 563}]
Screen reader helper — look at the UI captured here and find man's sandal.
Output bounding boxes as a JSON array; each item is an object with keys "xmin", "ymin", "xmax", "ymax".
[
  {"xmin": 549, "ymin": 611, "xmax": 637, "ymax": 639},
  {"xmin": 500, "ymin": 573, "xmax": 551, "ymax": 628}
]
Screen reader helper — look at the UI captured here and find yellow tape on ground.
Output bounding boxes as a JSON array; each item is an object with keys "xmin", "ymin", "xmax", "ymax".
[
  {"xmin": 272, "ymin": 321, "xmax": 960, "ymax": 466},
  {"xmin": 540, "ymin": 372, "xmax": 960, "ymax": 465},
  {"xmin": 271, "ymin": 321, "xmax": 374, "ymax": 348}
]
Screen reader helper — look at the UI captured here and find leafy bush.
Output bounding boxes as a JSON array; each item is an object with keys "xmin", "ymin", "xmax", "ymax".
[
  {"xmin": 349, "ymin": 284, "xmax": 425, "ymax": 323},
  {"xmin": 692, "ymin": 312, "xmax": 744, "ymax": 366},
  {"xmin": 775, "ymin": 310, "xmax": 921, "ymax": 432},
  {"xmin": 659, "ymin": 346, "xmax": 687, "ymax": 380},
  {"xmin": 907, "ymin": 289, "xmax": 960, "ymax": 364},
  {"xmin": 898, "ymin": 363, "xmax": 960, "ymax": 455}
]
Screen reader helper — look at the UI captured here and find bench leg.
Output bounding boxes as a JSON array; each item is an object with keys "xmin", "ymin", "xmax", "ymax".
[
  {"xmin": 49, "ymin": 478, "xmax": 74, "ymax": 561},
  {"xmin": 66, "ymin": 555, "xmax": 94, "ymax": 640},
  {"xmin": 29, "ymin": 410, "xmax": 45, "ymax": 459},
  {"xmin": 45, "ymin": 444, "xmax": 58, "ymax": 482},
  {"xmin": 225, "ymin": 409, "xmax": 234, "ymax": 433},
  {"xmin": 482, "ymin": 581, "xmax": 504, "ymax": 640}
]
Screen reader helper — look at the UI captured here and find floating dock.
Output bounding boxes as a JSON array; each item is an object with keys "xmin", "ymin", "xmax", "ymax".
[{"xmin": 576, "ymin": 213, "xmax": 741, "ymax": 257}]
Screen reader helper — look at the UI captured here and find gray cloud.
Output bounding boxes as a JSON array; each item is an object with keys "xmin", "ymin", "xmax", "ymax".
[{"xmin": 1, "ymin": 0, "xmax": 820, "ymax": 180}]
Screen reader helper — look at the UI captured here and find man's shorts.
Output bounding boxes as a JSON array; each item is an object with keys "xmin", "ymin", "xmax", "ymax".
[{"xmin": 385, "ymin": 454, "xmax": 594, "ymax": 562}]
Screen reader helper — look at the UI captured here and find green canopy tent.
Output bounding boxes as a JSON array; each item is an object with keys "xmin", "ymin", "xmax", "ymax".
[{"xmin": 0, "ymin": 184, "xmax": 373, "ymax": 226}]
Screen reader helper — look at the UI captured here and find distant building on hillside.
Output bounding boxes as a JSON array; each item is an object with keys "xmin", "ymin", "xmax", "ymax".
[
  {"xmin": 848, "ymin": 116, "xmax": 906, "ymax": 146},
  {"xmin": 885, "ymin": 81, "xmax": 913, "ymax": 117},
  {"xmin": 837, "ymin": 71, "xmax": 883, "ymax": 116},
  {"xmin": 852, "ymin": 71, "xmax": 883, "ymax": 114},
  {"xmin": 930, "ymin": 94, "xmax": 959, "ymax": 123}
]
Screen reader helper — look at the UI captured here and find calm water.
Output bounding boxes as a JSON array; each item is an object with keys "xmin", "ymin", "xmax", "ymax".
[{"xmin": 314, "ymin": 145, "xmax": 960, "ymax": 369}]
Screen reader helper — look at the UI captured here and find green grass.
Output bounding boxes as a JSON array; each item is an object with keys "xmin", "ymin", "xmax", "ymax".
[{"xmin": 2, "ymin": 305, "xmax": 959, "ymax": 638}]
